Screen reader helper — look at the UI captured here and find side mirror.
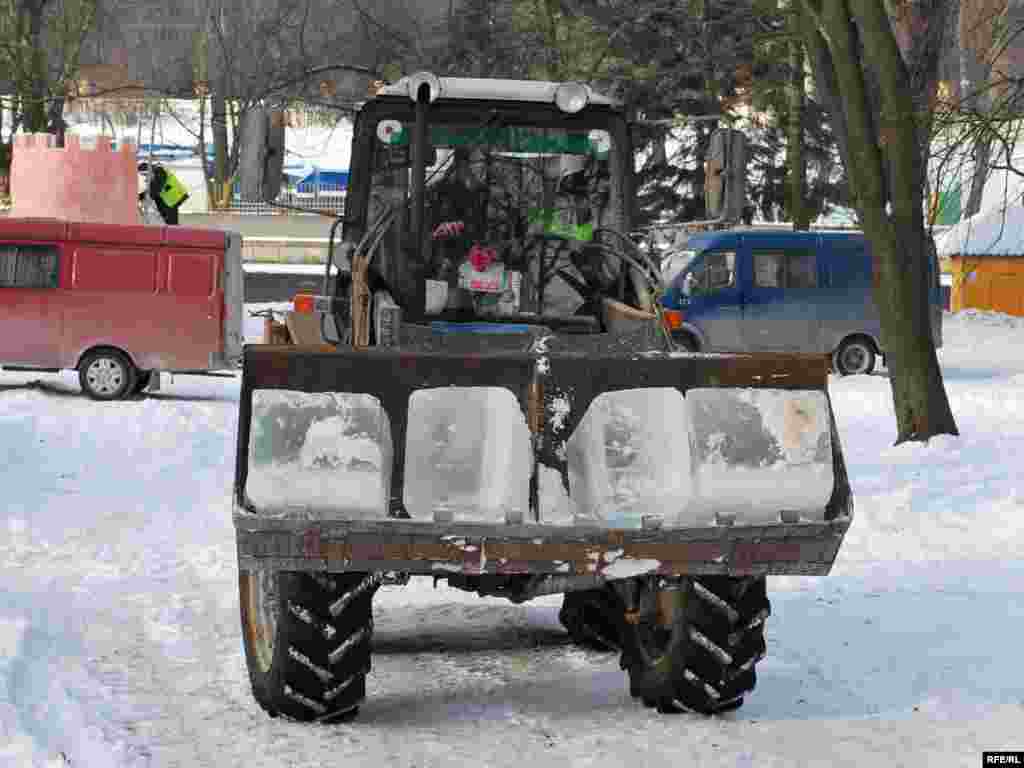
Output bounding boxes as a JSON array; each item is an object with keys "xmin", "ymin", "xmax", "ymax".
[
  {"xmin": 239, "ymin": 108, "xmax": 285, "ymax": 202},
  {"xmin": 705, "ymin": 128, "xmax": 747, "ymax": 222}
]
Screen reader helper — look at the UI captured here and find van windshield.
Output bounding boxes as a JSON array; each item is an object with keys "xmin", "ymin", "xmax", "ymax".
[
  {"xmin": 661, "ymin": 249, "xmax": 697, "ymax": 285},
  {"xmin": 362, "ymin": 106, "xmax": 632, "ymax": 319},
  {"xmin": 371, "ymin": 120, "xmax": 616, "ymax": 247},
  {"xmin": 679, "ymin": 250, "xmax": 736, "ymax": 297}
]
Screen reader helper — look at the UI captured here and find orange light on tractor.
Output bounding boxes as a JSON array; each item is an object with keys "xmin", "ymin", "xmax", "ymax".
[
  {"xmin": 662, "ymin": 309, "xmax": 684, "ymax": 331},
  {"xmin": 293, "ymin": 293, "xmax": 316, "ymax": 314}
]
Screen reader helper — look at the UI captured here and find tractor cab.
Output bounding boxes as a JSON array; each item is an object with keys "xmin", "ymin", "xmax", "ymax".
[{"xmin": 307, "ymin": 74, "xmax": 661, "ymax": 343}]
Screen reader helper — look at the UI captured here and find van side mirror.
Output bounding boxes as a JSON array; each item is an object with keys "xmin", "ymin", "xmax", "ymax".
[
  {"xmin": 239, "ymin": 108, "xmax": 285, "ymax": 203},
  {"xmin": 705, "ymin": 128, "xmax": 747, "ymax": 222}
]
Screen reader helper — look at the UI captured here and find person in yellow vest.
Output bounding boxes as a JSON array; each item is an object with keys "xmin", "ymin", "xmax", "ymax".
[{"xmin": 138, "ymin": 162, "xmax": 189, "ymax": 225}]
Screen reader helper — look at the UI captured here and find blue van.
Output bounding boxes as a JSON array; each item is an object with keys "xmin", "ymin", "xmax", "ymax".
[{"xmin": 659, "ymin": 230, "xmax": 943, "ymax": 375}]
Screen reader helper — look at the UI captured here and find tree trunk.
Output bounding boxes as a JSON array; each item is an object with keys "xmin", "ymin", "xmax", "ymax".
[
  {"xmin": 48, "ymin": 97, "xmax": 67, "ymax": 147},
  {"xmin": 0, "ymin": 106, "xmax": 7, "ymax": 178},
  {"xmin": 864, "ymin": 218, "xmax": 954, "ymax": 442},
  {"xmin": 228, "ymin": 100, "xmax": 241, "ymax": 178},
  {"xmin": 198, "ymin": 93, "xmax": 216, "ymax": 206},
  {"xmin": 799, "ymin": 11, "xmax": 852, "ymax": 198},
  {"xmin": 24, "ymin": 0, "xmax": 49, "ymax": 133},
  {"xmin": 964, "ymin": 135, "xmax": 992, "ymax": 217},
  {"xmin": 799, "ymin": 0, "xmax": 958, "ymax": 444},
  {"xmin": 213, "ymin": 84, "xmax": 229, "ymax": 209},
  {"xmin": 959, "ymin": 0, "xmax": 1002, "ymax": 217},
  {"xmin": 786, "ymin": 11, "xmax": 809, "ymax": 230}
]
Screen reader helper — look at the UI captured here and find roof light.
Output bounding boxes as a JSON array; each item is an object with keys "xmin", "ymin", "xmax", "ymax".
[
  {"xmin": 554, "ymin": 82, "xmax": 589, "ymax": 113},
  {"xmin": 406, "ymin": 71, "xmax": 442, "ymax": 103}
]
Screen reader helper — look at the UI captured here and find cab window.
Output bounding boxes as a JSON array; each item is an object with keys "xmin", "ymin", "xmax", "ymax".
[{"xmin": 681, "ymin": 250, "xmax": 735, "ymax": 296}]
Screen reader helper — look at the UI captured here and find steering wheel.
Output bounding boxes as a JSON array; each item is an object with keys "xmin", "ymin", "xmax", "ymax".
[{"xmin": 519, "ymin": 232, "xmax": 578, "ymax": 306}]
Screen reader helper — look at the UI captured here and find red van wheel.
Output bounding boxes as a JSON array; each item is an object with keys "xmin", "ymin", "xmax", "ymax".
[{"xmin": 79, "ymin": 350, "xmax": 137, "ymax": 400}]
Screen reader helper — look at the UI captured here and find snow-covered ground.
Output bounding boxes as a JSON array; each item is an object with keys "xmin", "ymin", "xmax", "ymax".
[
  {"xmin": 65, "ymin": 104, "xmax": 353, "ymax": 176},
  {"xmin": 2, "ymin": 309, "xmax": 1023, "ymax": 767}
]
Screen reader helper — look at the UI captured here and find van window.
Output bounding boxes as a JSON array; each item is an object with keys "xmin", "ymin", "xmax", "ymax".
[
  {"xmin": 753, "ymin": 252, "xmax": 783, "ymax": 288},
  {"xmin": 753, "ymin": 250, "xmax": 817, "ymax": 289},
  {"xmin": 786, "ymin": 251, "xmax": 817, "ymax": 288},
  {"xmin": 0, "ymin": 244, "xmax": 60, "ymax": 289},
  {"xmin": 682, "ymin": 250, "xmax": 735, "ymax": 296}
]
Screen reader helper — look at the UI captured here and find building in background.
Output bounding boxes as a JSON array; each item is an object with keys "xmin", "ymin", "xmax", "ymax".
[{"xmin": 937, "ymin": 205, "xmax": 1024, "ymax": 316}]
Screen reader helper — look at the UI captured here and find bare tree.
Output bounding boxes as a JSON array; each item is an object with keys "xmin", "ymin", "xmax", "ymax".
[
  {"xmin": 191, "ymin": 0, "xmax": 441, "ymax": 207},
  {"xmin": 796, "ymin": 0, "xmax": 960, "ymax": 443},
  {"xmin": 0, "ymin": 0, "xmax": 97, "ymax": 164},
  {"xmin": 785, "ymin": 3, "xmax": 810, "ymax": 229},
  {"xmin": 928, "ymin": 4, "xmax": 1024, "ymax": 298}
]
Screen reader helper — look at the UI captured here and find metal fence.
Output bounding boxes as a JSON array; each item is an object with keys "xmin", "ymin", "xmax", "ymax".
[{"xmin": 222, "ymin": 185, "xmax": 347, "ymax": 216}]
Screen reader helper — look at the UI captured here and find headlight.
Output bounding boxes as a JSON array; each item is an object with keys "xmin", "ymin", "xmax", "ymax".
[{"xmin": 554, "ymin": 82, "xmax": 589, "ymax": 113}]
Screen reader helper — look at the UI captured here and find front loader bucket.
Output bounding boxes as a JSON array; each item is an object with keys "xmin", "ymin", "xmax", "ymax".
[{"xmin": 233, "ymin": 337, "xmax": 852, "ymax": 579}]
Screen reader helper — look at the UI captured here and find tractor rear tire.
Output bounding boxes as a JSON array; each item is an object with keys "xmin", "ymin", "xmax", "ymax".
[
  {"xmin": 559, "ymin": 589, "xmax": 622, "ymax": 652},
  {"xmin": 620, "ymin": 576, "xmax": 769, "ymax": 715},
  {"xmin": 239, "ymin": 569, "xmax": 381, "ymax": 722}
]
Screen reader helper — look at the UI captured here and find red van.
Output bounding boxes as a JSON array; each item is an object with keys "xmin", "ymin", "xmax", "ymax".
[{"xmin": 0, "ymin": 218, "xmax": 244, "ymax": 399}]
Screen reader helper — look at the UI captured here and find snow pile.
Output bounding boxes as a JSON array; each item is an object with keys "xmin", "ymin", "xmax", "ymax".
[
  {"xmin": 828, "ymin": 383, "xmax": 1024, "ymax": 566},
  {"xmin": 0, "ymin": 596, "xmax": 149, "ymax": 768},
  {"xmin": 752, "ymin": 311, "xmax": 1021, "ymax": 580}
]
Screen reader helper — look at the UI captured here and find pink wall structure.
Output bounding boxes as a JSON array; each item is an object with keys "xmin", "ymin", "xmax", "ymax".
[{"xmin": 10, "ymin": 133, "xmax": 140, "ymax": 225}]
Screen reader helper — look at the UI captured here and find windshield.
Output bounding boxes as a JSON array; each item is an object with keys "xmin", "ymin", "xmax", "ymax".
[
  {"xmin": 661, "ymin": 249, "xmax": 697, "ymax": 286},
  {"xmin": 370, "ymin": 121, "xmax": 617, "ymax": 244},
  {"xmin": 678, "ymin": 250, "xmax": 737, "ymax": 297},
  {"xmin": 361, "ymin": 108, "xmax": 630, "ymax": 319}
]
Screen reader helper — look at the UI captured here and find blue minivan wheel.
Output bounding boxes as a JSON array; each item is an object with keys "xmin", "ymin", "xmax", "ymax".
[
  {"xmin": 834, "ymin": 337, "xmax": 876, "ymax": 376},
  {"xmin": 672, "ymin": 333, "xmax": 698, "ymax": 353}
]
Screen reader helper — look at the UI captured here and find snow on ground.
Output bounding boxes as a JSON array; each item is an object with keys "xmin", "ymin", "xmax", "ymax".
[
  {"xmin": 65, "ymin": 106, "xmax": 353, "ymax": 175},
  {"xmin": 1, "ymin": 310, "xmax": 1024, "ymax": 767}
]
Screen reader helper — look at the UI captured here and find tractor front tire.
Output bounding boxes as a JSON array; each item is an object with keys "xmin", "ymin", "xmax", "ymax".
[
  {"xmin": 620, "ymin": 576, "xmax": 769, "ymax": 715},
  {"xmin": 239, "ymin": 569, "xmax": 381, "ymax": 722}
]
